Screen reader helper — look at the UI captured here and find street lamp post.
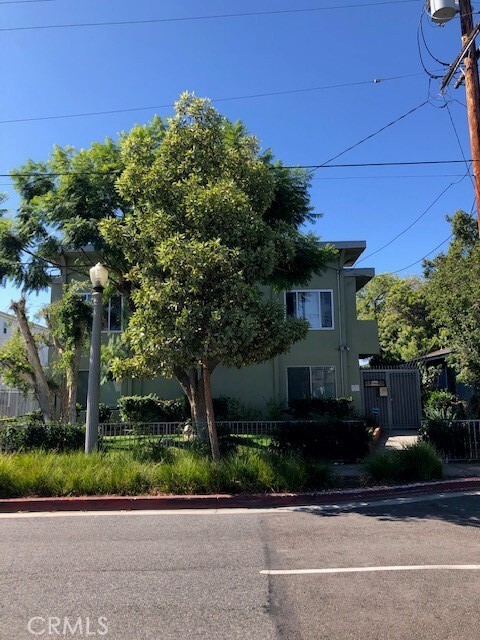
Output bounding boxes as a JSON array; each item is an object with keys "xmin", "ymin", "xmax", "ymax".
[{"xmin": 85, "ymin": 262, "xmax": 109, "ymax": 454}]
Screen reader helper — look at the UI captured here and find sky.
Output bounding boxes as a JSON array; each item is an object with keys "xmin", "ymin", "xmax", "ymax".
[{"xmin": 0, "ymin": 0, "xmax": 476, "ymax": 318}]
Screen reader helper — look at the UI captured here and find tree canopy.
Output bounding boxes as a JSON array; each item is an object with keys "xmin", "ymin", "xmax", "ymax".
[
  {"xmin": 100, "ymin": 93, "xmax": 336, "ymax": 456},
  {"xmin": 423, "ymin": 210, "xmax": 480, "ymax": 386},
  {"xmin": 357, "ymin": 272, "xmax": 438, "ymax": 363},
  {"xmin": 2, "ymin": 93, "xmax": 336, "ymax": 452}
]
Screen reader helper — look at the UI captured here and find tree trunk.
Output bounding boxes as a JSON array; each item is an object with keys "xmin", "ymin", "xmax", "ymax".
[
  {"xmin": 202, "ymin": 361, "xmax": 220, "ymax": 461},
  {"xmin": 11, "ymin": 298, "xmax": 55, "ymax": 422},
  {"xmin": 67, "ymin": 332, "xmax": 85, "ymax": 424},
  {"xmin": 173, "ymin": 365, "xmax": 208, "ymax": 442}
]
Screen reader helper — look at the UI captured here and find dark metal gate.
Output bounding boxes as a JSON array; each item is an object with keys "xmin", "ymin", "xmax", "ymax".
[{"xmin": 361, "ymin": 367, "xmax": 422, "ymax": 430}]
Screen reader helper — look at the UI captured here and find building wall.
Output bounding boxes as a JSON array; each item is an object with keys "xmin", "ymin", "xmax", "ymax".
[
  {"xmin": 53, "ymin": 246, "xmax": 379, "ymax": 415},
  {"xmin": 0, "ymin": 311, "xmax": 49, "ymax": 368}
]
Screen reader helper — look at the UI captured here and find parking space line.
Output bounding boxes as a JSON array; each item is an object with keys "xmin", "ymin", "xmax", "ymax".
[{"xmin": 261, "ymin": 564, "xmax": 480, "ymax": 575}]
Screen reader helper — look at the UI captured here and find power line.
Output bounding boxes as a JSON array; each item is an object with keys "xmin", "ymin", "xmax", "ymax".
[
  {"xmin": 390, "ymin": 234, "xmax": 452, "ymax": 273},
  {"xmin": 0, "ymin": 173, "xmax": 471, "ymax": 183},
  {"xmin": 374, "ymin": 203, "xmax": 475, "ymax": 276},
  {"xmin": 311, "ymin": 173, "xmax": 466, "ymax": 180},
  {"xmin": 443, "ymin": 98, "xmax": 476, "ymax": 193},
  {"xmin": 310, "ymin": 100, "xmax": 429, "ymax": 171},
  {"xmin": 419, "ymin": 10, "xmax": 449, "ymax": 67},
  {"xmin": 1, "ymin": 159, "xmax": 477, "ymax": 178},
  {"xmin": 0, "ymin": 0, "xmax": 419, "ymax": 33},
  {"xmin": 0, "ymin": 0, "xmax": 53, "ymax": 3},
  {"xmin": 357, "ymin": 172, "xmax": 468, "ymax": 263},
  {"xmin": 308, "ymin": 159, "xmax": 476, "ymax": 168},
  {"xmin": 0, "ymin": 73, "xmax": 424, "ymax": 125}
]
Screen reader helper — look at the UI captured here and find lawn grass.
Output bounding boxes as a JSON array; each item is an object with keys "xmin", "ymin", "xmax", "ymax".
[{"xmin": 0, "ymin": 448, "xmax": 332, "ymax": 498}]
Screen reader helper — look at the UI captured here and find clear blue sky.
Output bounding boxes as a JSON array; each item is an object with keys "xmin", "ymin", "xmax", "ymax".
[{"xmin": 0, "ymin": 0, "xmax": 475, "ymax": 317}]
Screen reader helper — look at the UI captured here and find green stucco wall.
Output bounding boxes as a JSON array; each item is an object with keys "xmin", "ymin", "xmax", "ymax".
[{"xmin": 51, "ymin": 246, "xmax": 379, "ymax": 416}]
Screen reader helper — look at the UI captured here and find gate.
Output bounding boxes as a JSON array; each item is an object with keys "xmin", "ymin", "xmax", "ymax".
[{"xmin": 360, "ymin": 367, "xmax": 422, "ymax": 430}]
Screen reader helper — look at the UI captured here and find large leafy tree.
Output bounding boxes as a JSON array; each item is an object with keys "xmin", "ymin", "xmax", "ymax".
[
  {"xmin": 0, "ymin": 286, "xmax": 91, "ymax": 423},
  {"xmin": 41, "ymin": 284, "xmax": 92, "ymax": 423},
  {"xmin": 424, "ymin": 210, "xmax": 480, "ymax": 386},
  {"xmin": 101, "ymin": 93, "xmax": 335, "ymax": 458},
  {"xmin": 357, "ymin": 273, "xmax": 437, "ymax": 363},
  {"xmin": 0, "ymin": 134, "xmax": 138, "ymax": 293}
]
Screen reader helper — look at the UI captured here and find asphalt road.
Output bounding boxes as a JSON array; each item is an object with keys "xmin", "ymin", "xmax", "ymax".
[{"xmin": 1, "ymin": 492, "xmax": 480, "ymax": 639}]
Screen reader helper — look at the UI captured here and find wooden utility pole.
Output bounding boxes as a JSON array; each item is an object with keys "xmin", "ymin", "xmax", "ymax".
[{"xmin": 458, "ymin": 0, "xmax": 480, "ymax": 233}]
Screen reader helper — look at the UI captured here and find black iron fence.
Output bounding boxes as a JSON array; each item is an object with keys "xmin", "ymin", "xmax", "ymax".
[
  {"xmin": 98, "ymin": 420, "xmax": 281, "ymax": 451},
  {"xmin": 0, "ymin": 419, "xmax": 370, "ymax": 461},
  {"xmin": 421, "ymin": 419, "xmax": 480, "ymax": 461}
]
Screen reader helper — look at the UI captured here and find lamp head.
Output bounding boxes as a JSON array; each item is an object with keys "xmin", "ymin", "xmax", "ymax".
[{"xmin": 89, "ymin": 263, "xmax": 109, "ymax": 289}]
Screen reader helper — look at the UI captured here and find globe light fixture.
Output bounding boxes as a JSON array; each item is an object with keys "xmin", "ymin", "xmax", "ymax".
[{"xmin": 89, "ymin": 262, "xmax": 109, "ymax": 289}]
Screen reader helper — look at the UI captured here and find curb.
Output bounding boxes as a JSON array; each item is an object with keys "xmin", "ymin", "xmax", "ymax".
[{"xmin": 1, "ymin": 477, "xmax": 480, "ymax": 513}]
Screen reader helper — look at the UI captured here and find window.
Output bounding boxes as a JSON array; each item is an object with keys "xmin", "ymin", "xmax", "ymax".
[
  {"xmin": 285, "ymin": 290, "xmax": 333, "ymax": 329},
  {"xmin": 287, "ymin": 366, "xmax": 336, "ymax": 401},
  {"xmin": 2, "ymin": 322, "xmax": 7, "ymax": 335},
  {"xmin": 81, "ymin": 293, "xmax": 123, "ymax": 332}
]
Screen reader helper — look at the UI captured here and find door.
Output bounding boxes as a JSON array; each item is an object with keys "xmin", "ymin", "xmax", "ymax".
[
  {"xmin": 389, "ymin": 370, "xmax": 422, "ymax": 429},
  {"xmin": 361, "ymin": 368, "xmax": 422, "ymax": 430}
]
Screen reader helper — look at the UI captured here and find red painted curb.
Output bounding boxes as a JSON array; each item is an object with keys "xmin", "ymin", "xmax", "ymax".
[{"xmin": 1, "ymin": 477, "xmax": 480, "ymax": 513}]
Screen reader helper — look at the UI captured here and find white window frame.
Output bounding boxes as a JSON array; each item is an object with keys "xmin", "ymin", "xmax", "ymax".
[
  {"xmin": 81, "ymin": 292, "xmax": 123, "ymax": 333},
  {"xmin": 284, "ymin": 289, "xmax": 334, "ymax": 330},
  {"xmin": 286, "ymin": 365, "xmax": 337, "ymax": 402}
]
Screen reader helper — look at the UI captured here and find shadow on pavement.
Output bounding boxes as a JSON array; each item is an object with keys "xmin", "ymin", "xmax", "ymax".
[{"xmin": 294, "ymin": 493, "xmax": 480, "ymax": 528}]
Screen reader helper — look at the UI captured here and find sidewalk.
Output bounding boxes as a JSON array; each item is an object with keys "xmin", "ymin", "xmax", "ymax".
[{"xmin": 332, "ymin": 461, "xmax": 480, "ymax": 486}]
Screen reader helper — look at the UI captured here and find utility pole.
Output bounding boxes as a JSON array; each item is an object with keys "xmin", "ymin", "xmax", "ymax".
[
  {"xmin": 438, "ymin": 0, "xmax": 480, "ymax": 233},
  {"xmin": 459, "ymin": 0, "xmax": 480, "ymax": 233}
]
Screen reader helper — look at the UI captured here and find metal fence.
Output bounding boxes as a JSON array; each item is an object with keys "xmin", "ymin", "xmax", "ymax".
[
  {"xmin": 423, "ymin": 419, "xmax": 480, "ymax": 461},
  {"xmin": 0, "ymin": 389, "xmax": 38, "ymax": 418},
  {"xmin": 98, "ymin": 420, "xmax": 282, "ymax": 451},
  {"xmin": 0, "ymin": 419, "xmax": 369, "ymax": 458}
]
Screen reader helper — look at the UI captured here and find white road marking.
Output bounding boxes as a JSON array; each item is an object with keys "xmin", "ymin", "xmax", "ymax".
[
  {"xmin": 0, "ymin": 490, "xmax": 478, "ymax": 519},
  {"xmin": 261, "ymin": 564, "xmax": 480, "ymax": 575}
]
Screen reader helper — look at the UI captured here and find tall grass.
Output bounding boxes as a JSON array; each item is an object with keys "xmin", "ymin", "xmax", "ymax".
[
  {"xmin": 362, "ymin": 441, "xmax": 443, "ymax": 485},
  {"xmin": 0, "ymin": 449, "xmax": 331, "ymax": 498}
]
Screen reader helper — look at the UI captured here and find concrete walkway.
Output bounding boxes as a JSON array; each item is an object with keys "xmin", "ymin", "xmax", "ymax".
[
  {"xmin": 379, "ymin": 429, "xmax": 419, "ymax": 451},
  {"xmin": 332, "ymin": 461, "xmax": 480, "ymax": 481}
]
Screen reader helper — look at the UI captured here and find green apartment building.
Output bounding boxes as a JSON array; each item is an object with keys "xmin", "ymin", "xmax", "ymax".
[{"xmin": 51, "ymin": 241, "xmax": 379, "ymax": 415}]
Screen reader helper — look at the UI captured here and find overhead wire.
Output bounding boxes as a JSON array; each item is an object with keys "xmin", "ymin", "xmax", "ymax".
[
  {"xmin": 387, "ymin": 195, "xmax": 477, "ymax": 274},
  {"xmin": 443, "ymin": 97, "xmax": 475, "ymax": 190},
  {"xmin": 390, "ymin": 234, "xmax": 453, "ymax": 273},
  {"xmin": 0, "ymin": 0, "xmax": 53, "ymax": 3},
  {"xmin": 357, "ymin": 171, "xmax": 470, "ymax": 264},
  {"xmin": 1, "ymin": 159, "xmax": 478, "ymax": 179},
  {"xmin": 0, "ymin": 0, "xmax": 419, "ymax": 33},
  {"xmin": 0, "ymin": 72, "xmax": 425, "ymax": 125},
  {"xmin": 308, "ymin": 100, "xmax": 430, "ymax": 173},
  {"xmin": 419, "ymin": 10, "xmax": 450, "ymax": 67},
  {"xmin": 416, "ymin": 8, "xmax": 445, "ymax": 79}
]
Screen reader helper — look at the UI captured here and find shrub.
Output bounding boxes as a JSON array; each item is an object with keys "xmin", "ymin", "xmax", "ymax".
[
  {"xmin": 420, "ymin": 419, "xmax": 472, "ymax": 459},
  {"xmin": 362, "ymin": 442, "xmax": 442, "ymax": 484},
  {"xmin": 216, "ymin": 422, "xmax": 239, "ymax": 456},
  {"xmin": 424, "ymin": 391, "xmax": 466, "ymax": 421},
  {"xmin": 0, "ymin": 422, "xmax": 85, "ymax": 453},
  {"xmin": 212, "ymin": 396, "xmax": 260, "ymax": 420},
  {"xmin": 118, "ymin": 395, "xmax": 187, "ymax": 423},
  {"xmin": 270, "ymin": 419, "xmax": 370, "ymax": 461},
  {"xmin": 287, "ymin": 397, "xmax": 354, "ymax": 420},
  {"xmin": 131, "ymin": 438, "xmax": 176, "ymax": 464},
  {"xmin": 98, "ymin": 403, "xmax": 112, "ymax": 424}
]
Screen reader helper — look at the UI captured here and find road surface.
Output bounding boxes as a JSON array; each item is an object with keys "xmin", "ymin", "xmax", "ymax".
[{"xmin": 1, "ymin": 491, "xmax": 479, "ymax": 639}]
